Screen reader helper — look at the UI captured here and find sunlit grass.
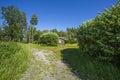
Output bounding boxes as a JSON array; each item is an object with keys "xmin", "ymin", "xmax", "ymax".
[
  {"xmin": 0, "ymin": 42, "xmax": 32, "ymax": 80},
  {"xmin": 30, "ymin": 43, "xmax": 78, "ymax": 60}
]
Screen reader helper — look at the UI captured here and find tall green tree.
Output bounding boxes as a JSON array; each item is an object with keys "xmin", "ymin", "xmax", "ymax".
[
  {"xmin": 30, "ymin": 14, "xmax": 38, "ymax": 42},
  {"xmin": 1, "ymin": 6, "xmax": 27, "ymax": 42},
  {"xmin": 0, "ymin": 26, "xmax": 3, "ymax": 40},
  {"xmin": 30, "ymin": 14, "xmax": 38, "ymax": 25},
  {"xmin": 29, "ymin": 26, "xmax": 36, "ymax": 42},
  {"xmin": 19, "ymin": 12, "xmax": 28, "ymax": 42}
]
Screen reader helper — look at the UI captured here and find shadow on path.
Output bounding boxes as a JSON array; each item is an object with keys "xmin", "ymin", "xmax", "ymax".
[{"xmin": 61, "ymin": 48, "xmax": 81, "ymax": 79}]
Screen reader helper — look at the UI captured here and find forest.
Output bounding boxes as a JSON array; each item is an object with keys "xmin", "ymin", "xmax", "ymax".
[{"xmin": 0, "ymin": 0, "xmax": 120, "ymax": 80}]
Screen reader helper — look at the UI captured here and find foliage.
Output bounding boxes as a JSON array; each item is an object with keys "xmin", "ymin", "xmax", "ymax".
[
  {"xmin": 1, "ymin": 6, "xmax": 27, "ymax": 42},
  {"xmin": 50, "ymin": 28, "xmax": 78, "ymax": 44},
  {"xmin": 0, "ymin": 42, "xmax": 32, "ymax": 80},
  {"xmin": 66, "ymin": 27, "xmax": 77, "ymax": 43},
  {"xmin": 40, "ymin": 32, "xmax": 59, "ymax": 46},
  {"xmin": 58, "ymin": 30, "xmax": 67, "ymax": 38},
  {"xmin": 29, "ymin": 25, "xmax": 36, "ymax": 42},
  {"xmin": 42, "ymin": 30, "xmax": 49, "ymax": 33},
  {"xmin": 1, "ymin": 6, "xmax": 38, "ymax": 43},
  {"xmin": 0, "ymin": 27, "xmax": 3, "ymax": 40},
  {"xmin": 33, "ymin": 30, "xmax": 42, "ymax": 43},
  {"xmin": 29, "ymin": 14, "xmax": 38, "ymax": 43},
  {"xmin": 30, "ymin": 14, "xmax": 38, "ymax": 26},
  {"xmin": 28, "ymin": 28, "xmax": 78, "ymax": 44},
  {"xmin": 50, "ymin": 29, "xmax": 58, "ymax": 33},
  {"xmin": 77, "ymin": 1, "xmax": 120, "ymax": 64}
]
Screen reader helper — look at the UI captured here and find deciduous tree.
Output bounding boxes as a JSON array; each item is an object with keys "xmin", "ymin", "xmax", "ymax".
[
  {"xmin": 30, "ymin": 14, "xmax": 38, "ymax": 42},
  {"xmin": 1, "ymin": 6, "xmax": 27, "ymax": 42}
]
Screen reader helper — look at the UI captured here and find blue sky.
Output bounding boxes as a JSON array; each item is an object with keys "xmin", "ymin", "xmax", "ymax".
[{"xmin": 0, "ymin": 0, "xmax": 117, "ymax": 31}]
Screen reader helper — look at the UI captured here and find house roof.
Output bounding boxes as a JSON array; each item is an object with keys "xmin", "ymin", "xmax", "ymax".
[{"xmin": 59, "ymin": 37, "xmax": 65, "ymax": 40}]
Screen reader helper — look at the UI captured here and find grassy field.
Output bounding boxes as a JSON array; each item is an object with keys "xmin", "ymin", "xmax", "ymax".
[
  {"xmin": 0, "ymin": 42, "xmax": 32, "ymax": 80},
  {"xmin": 31, "ymin": 43, "xmax": 120, "ymax": 80}
]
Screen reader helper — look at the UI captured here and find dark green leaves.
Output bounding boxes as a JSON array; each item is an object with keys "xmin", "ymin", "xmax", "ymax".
[
  {"xmin": 1, "ymin": 6, "xmax": 27, "ymax": 42},
  {"xmin": 77, "ymin": 1, "xmax": 120, "ymax": 64},
  {"xmin": 30, "ymin": 14, "xmax": 38, "ymax": 26}
]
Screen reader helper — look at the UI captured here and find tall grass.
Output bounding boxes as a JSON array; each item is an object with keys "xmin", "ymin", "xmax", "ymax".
[
  {"xmin": 0, "ymin": 42, "xmax": 32, "ymax": 80},
  {"xmin": 61, "ymin": 48, "xmax": 120, "ymax": 80}
]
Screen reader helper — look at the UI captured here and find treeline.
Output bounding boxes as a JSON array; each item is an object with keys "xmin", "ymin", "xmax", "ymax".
[
  {"xmin": 33, "ymin": 28, "xmax": 78, "ymax": 44},
  {"xmin": 0, "ymin": 6, "xmax": 77, "ymax": 44},
  {"xmin": 0, "ymin": 6, "xmax": 38, "ymax": 42},
  {"xmin": 77, "ymin": 0, "xmax": 120, "ymax": 65}
]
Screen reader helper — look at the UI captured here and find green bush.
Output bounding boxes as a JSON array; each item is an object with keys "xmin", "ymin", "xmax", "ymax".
[
  {"xmin": 0, "ymin": 42, "xmax": 32, "ymax": 80},
  {"xmin": 40, "ymin": 32, "xmax": 59, "ymax": 46},
  {"xmin": 77, "ymin": 1, "xmax": 120, "ymax": 64},
  {"xmin": 66, "ymin": 38, "xmax": 77, "ymax": 44}
]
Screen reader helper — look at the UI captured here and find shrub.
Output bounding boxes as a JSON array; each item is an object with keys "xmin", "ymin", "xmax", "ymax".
[
  {"xmin": 40, "ymin": 32, "xmax": 59, "ymax": 46},
  {"xmin": 77, "ymin": 1, "xmax": 120, "ymax": 65},
  {"xmin": 66, "ymin": 38, "xmax": 77, "ymax": 44}
]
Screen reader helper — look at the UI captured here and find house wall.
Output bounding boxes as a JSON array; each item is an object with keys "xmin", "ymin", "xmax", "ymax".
[{"xmin": 58, "ymin": 38, "xmax": 65, "ymax": 45}]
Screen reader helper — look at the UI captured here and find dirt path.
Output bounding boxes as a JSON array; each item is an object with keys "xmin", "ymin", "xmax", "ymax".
[{"xmin": 20, "ymin": 49, "xmax": 80, "ymax": 80}]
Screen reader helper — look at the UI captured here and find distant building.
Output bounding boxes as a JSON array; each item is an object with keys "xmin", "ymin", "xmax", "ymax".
[{"xmin": 58, "ymin": 37, "xmax": 65, "ymax": 45}]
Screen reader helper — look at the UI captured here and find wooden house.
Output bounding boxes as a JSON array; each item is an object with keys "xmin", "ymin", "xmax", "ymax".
[{"xmin": 58, "ymin": 37, "xmax": 65, "ymax": 45}]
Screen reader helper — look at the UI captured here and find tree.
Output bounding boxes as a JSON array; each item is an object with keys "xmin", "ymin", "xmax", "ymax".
[
  {"xmin": 33, "ymin": 30, "xmax": 42, "ymax": 43},
  {"xmin": 19, "ymin": 12, "xmax": 28, "ymax": 42},
  {"xmin": 42, "ymin": 30, "xmax": 49, "ymax": 33},
  {"xmin": 30, "ymin": 14, "xmax": 38, "ymax": 26},
  {"xmin": 30, "ymin": 14, "xmax": 38, "ymax": 43},
  {"xmin": 50, "ymin": 29, "xmax": 58, "ymax": 33},
  {"xmin": 66, "ymin": 27, "xmax": 77, "ymax": 43},
  {"xmin": 0, "ymin": 26, "xmax": 3, "ymax": 40},
  {"xmin": 58, "ymin": 30, "xmax": 67, "ymax": 38},
  {"xmin": 1, "ymin": 6, "xmax": 27, "ymax": 42}
]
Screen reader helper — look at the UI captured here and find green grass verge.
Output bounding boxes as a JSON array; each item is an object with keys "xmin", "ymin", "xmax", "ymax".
[
  {"xmin": 31, "ymin": 43, "xmax": 120, "ymax": 80},
  {"xmin": 61, "ymin": 48, "xmax": 120, "ymax": 80},
  {"xmin": 0, "ymin": 42, "xmax": 32, "ymax": 80}
]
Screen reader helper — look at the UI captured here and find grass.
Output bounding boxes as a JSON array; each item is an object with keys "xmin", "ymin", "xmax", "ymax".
[
  {"xmin": 0, "ymin": 42, "xmax": 32, "ymax": 80},
  {"xmin": 1, "ymin": 42, "xmax": 119, "ymax": 80},
  {"xmin": 31, "ymin": 43, "xmax": 120, "ymax": 80},
  {"xmin": 30, "ymin": 43, "xmax": 78, "ymax": 60},
  {"xmin": 61, "ymin": 48, "xmax": 120, "ymax": 80}
]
